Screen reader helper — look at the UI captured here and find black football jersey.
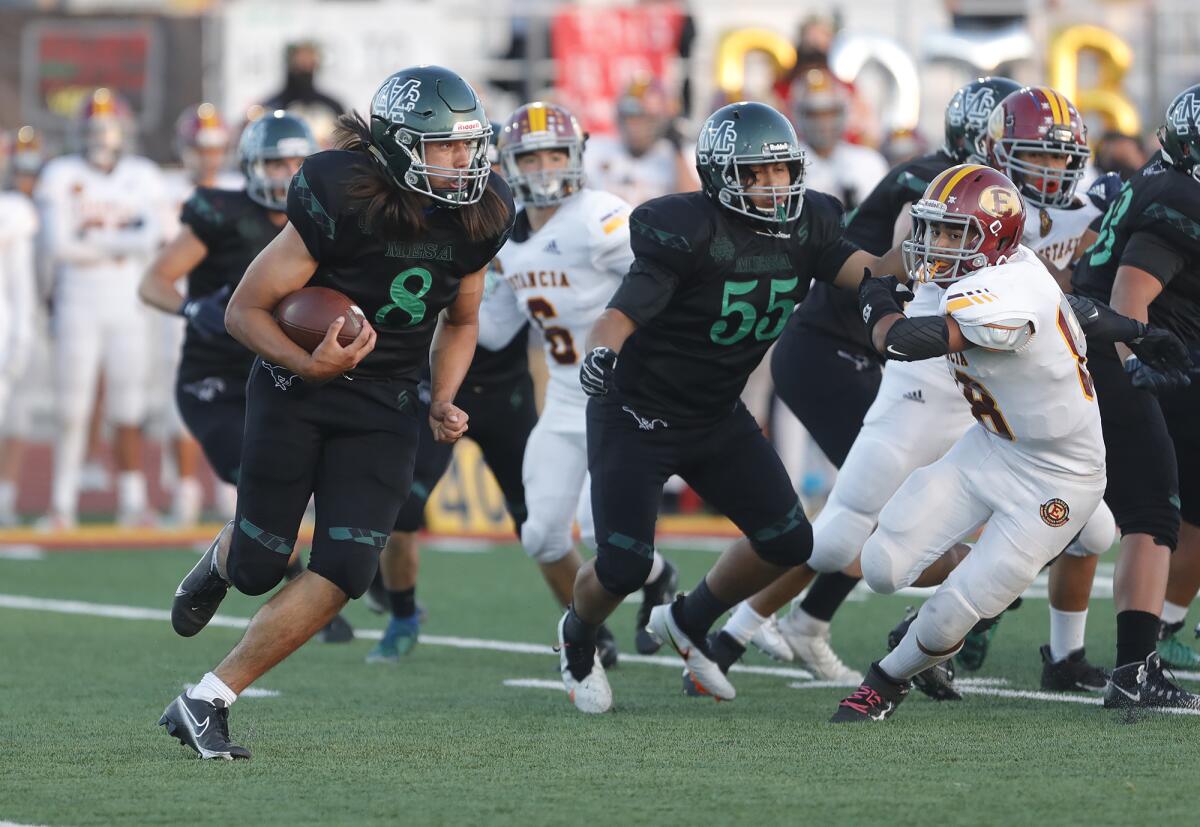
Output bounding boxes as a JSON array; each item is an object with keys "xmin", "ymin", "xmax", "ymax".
[
  {"xmin": 464, "ymin": 324, "xmax": 529, "ymax": 393},
  {"xmin": 608, "ymin": 190, "xmax": 858, "ymax": 424},
  {"xmin": 1073, "ymin": 157, "xmax": 1200, "ymax": 343},
  {"xmin": 287, "ymin": 150, "xmax": 516, "ymax": 379},
  {"xmin": 789, "ymin": 151, "xmax": 955, "ymax": 349},
  {"xmin": 180, "ymin": 188, "xmax": 282, "ymax": 373}
]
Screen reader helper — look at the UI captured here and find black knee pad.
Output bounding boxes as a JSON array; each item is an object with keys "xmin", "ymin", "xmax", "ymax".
[
  {"xmin": 594, "ymin": 532, "xmax": 655, "ymax": 596},
  {"xmin": 749, "ymin": 503, "xmax": 814, "ymax": 567},
  {"xmin": 227, "ymin": 520, "xmax": 295, "ymax": 596},
  {"xmin": 308, "ymin": 528, "xmax": 388, "ymax": 598},
  {"xmin": 1115, "ymin": 505, "xmax": 1180, "ymax": 552}
]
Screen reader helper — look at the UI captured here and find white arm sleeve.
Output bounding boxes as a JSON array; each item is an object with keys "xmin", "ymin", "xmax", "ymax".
[{"xmin": 476, "ymin": 272, "xmax": 527, "ymax": 351}]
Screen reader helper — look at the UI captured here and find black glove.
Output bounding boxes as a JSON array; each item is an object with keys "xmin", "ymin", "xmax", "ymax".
[
  {"xmin": 1127, "ymin": 323, "xmax": 1193, "ymax": 373},
  {"xmin": 180, "ymin": 285, "xmax": 232, "ymax": 339},
  {"xmin": 1125, "ymin": 355, "xmax": 1192, "ymax": 395},
  {"xmin": 580, "ymin": 346, "xmax": 617, "ymax": 398},
  {"xmin": 858, "ymin": 270, "xmax": 914, "ymax": 337}
]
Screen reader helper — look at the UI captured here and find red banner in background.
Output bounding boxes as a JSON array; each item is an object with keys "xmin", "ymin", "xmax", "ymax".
[
  {"xmin": 551, "ymin": 4, "xmax": 684, "ymax": 135},
  {"xmin": 27, "ymin": 22, "xmax": 158, "ymax": 122}
]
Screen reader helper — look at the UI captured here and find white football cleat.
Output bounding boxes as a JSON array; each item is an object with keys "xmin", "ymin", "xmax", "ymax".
[
  {"xmin": 557, "ymin": 614, "xmax": 612, "ymax": 714},
  {"xmin": 646, "ymin": 601, "xmax": 736, "ymax": 701},
  {"xmin": 779, "ymin": 608, "xmax": 863, "ymax": 684},
  {"xmin": 750, "ymin": 614, "xmax": 794, "ymax": 662}
]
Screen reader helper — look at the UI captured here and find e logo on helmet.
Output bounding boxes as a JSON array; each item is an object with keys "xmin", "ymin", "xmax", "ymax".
[{"xmin": 979, "ymin": 185, "xmax": 1019, "ymax": 218}]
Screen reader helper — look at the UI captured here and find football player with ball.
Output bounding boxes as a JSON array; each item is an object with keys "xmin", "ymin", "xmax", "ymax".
[{"xmin": 158, "ymin": 65, "xmax": 515, "ymax": 759}]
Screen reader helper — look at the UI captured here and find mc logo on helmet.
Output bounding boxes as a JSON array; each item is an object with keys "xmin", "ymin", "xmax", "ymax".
[
  {"xmin": 372, "ymin": 78, "xmax": 423, "ymax": 123},
  {"xmin": 1168, "ymin": 92, "xmax": 1200, "ymax": 135}
]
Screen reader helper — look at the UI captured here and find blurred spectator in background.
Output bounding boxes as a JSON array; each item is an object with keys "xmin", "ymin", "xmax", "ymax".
[
  {"xmin": 585, "ymin": 74, "xmax": 697, "ymax": 207},
  {"xmin": 262, "ymin": 41, "xmax": 343, "ymax": 147},
  {"xmin": 790, "ymin": 68, "xmax": 888, "ymax": 211},
  {"xmin": 0, "ymin": 128, "xmax": 40, "ymax": 526},
  {"xmin": 881, "ymin": 127, "xmax": 928, "ymax": 166},
  {"xmin": 8, "ymin": 126, "xmax": 43, "ymax": 199},
  {"xmin": 1094, "ymin": 130, "xmax": 1149, "ymax": 180}
]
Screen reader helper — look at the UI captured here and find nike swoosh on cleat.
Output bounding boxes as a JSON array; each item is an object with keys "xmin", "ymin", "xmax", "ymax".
[
  {"xmin": 174, "ymin": 587, "xmax": 187, "ymax": 597},
  {"xmin": 1110, "ymin": 683, "xmax": 1140, "ymax": 703},
  {"xmin": 179, "ymin": 701, "xmax": 211, "ymax": 737},
  {"xmin": 886, "ymin": 345, "xmax": 908, "ymax": 357}
]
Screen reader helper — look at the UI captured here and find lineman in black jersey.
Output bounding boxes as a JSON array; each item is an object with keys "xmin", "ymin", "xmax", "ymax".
[
  {"xmin": 556, "ymin": 101, "xmax": 903, "ymax": 712},
  {"xmin": 159, "ymin": 66, "xmax": 515, "ymax": 759},
  {"xmin": 705, "ymin": 81, "xmax": 1017, "ymax": 687},
  {"xmin": 141, "ymin": 112, "xmax": 357, "ymax": 644},
  {"xmin": 1072, "ymin": 84, "xmax": 1200, "ymax": 710}
]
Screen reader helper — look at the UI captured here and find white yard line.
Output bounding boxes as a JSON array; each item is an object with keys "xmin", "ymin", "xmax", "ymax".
[
  {"xmin": 0, "ymin": 593, "xmax": 812, "ymax": 680},
  {"xmin": 5, "ymin": 592, "xmax": 1200, "ymax": 715},
  {"xmin": 0, "ymin": 546, "xmax": 44, "ymax": 560}
]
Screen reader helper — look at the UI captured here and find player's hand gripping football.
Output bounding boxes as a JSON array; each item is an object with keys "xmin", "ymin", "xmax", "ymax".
[
  {"xmin": 429, "ymin": 400, "xmax": 469, "ymax": 444},
  {"xmin": 580, "ymin": 346, "xmax": 617, "ymax": 398},
  {"xmin": 302, "ymin": 315, "xmax": 377, "ymax": 383}
]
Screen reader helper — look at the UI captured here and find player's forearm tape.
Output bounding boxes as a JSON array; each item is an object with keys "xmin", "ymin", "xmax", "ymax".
[
  {"xmin": 1065, "ymin": 294, "xmax": 1145, "ymax": 343},
  {"xmin": 881, "ymin": 316, "xmax": 951, "ymax": 361}
]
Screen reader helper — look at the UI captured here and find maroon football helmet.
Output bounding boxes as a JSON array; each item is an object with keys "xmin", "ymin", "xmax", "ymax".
[
  {"xmin": 903, "ymin": 164, "xmax": 1026, "ymax": 285},
  {"xmin": 498, "ymin": 102, "xmax": 586, "ymax": 207},
  {"xmin": 985, "ymin": 86, "xmax": 1089, "ymax": 209}
]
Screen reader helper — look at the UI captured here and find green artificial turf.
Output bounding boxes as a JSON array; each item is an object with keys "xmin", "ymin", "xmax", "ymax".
[{"xmin": 1, "ymin": 544, "xmax": 1198, "ymax": 826}]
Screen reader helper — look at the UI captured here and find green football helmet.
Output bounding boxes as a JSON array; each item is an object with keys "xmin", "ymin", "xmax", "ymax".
[
  {"xmin": 238, "ymin": 110, "xmax": 318, "ymax": 210},
  {"xmin": 943, "ymin": 76, "xmax": 1022, "ymax": 164},
  {"xmin": 1158, "ymin": 83, "xmax": 1200, "ymax": 184},
  {"xmin": 367, "ymin": 65, "xmax": 492, "ymax": 206},
  {"xmin": 695, "ymin": 101, "xmax": 806, "ymax": 225}
]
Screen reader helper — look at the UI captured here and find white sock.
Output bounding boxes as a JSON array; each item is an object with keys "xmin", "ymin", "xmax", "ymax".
[
  {"xmin": 879, "ymin": 627, "xmax": 949, "ymax": 682},
  {"xmin": 784, "ymin": 606, "xmax": 828, "ymax": 637},
  {"xmin": 0, "ymin": 481, "xmax": 15, "ymax": 517},
  {"xmin": 117, "ymin": 471, "xmax": 147, "ymax": 515},
  {"xmin": 1049, "ymin": 607, "xmax": 1088, "ymax": 661},
  {"xmin": 186, "ymin": 671, "xmax": 238, "ymax": 706},
  {"xmin": 723, "ymin": 602, "xmax": 767, "ymax": 646},
  {"xmin": 1161, "ymin": 600, "xmax": 1189, "ymax": 627},
  {"xmin": 172, "ymin": 477, "xmax": 204, "ymax": 526},
  {"xmin": 644, "ymin": 550, "xmax": 664, "ymax": 585}
]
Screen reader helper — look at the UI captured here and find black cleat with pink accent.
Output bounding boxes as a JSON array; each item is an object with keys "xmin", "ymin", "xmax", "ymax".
[{"xmin": 830, "ymin": 662, "xmax": 910, "ymax": 723}]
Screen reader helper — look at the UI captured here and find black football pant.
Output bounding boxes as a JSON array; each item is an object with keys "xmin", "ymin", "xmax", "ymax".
[
  {"xmin": 175, "ymin": 364, "xmax": 251, "ymax": 485},
  {"xmin": 587, "ymin": 393, "xmax": 813, "ymax": 596},
  {"xmin": 225, "ymin": 358, "xmax": 419, "ymax": 599},
  {"xmin": 770, "ymin": 323, "xmax": 883, "ymax": 468},
  {"xmin": 392, "ymin": 373, "xmax": 537, "ymax": 534},
  {"xmin": 1088, "ymin": 343, "xmax": 1200, "ymax": 550}
]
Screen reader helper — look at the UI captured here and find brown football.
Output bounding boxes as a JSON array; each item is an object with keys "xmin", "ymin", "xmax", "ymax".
[{"xmin": 272, "ymin": 286, "xmax": 366, "ymax": 353}]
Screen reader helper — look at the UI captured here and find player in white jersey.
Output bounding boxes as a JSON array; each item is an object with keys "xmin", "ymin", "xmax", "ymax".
[
  {"xmin": 796, "ymin": 91, "xmax": 1115, "ymax": 697},
  {"xmin": 0, "ymin": 140, "xmax": 39, "ymax": 525},
  {"xmin": 35, "ymin": 89, "xmax": 165, "ymax": 528},
  {"xmin": 0, "ymin": 126, "xmax": 45, "ymax": 525},
  {"xmin": 831, "ymin": 165, "xmax": 1189, "ymax": 722},
  {"xmin": 479, "ymin": 102, "xmax": 678, "ymax": 652},
  {"xmin": 583, "ymin": 76, "xmax": 698, "ymax": 208}
]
